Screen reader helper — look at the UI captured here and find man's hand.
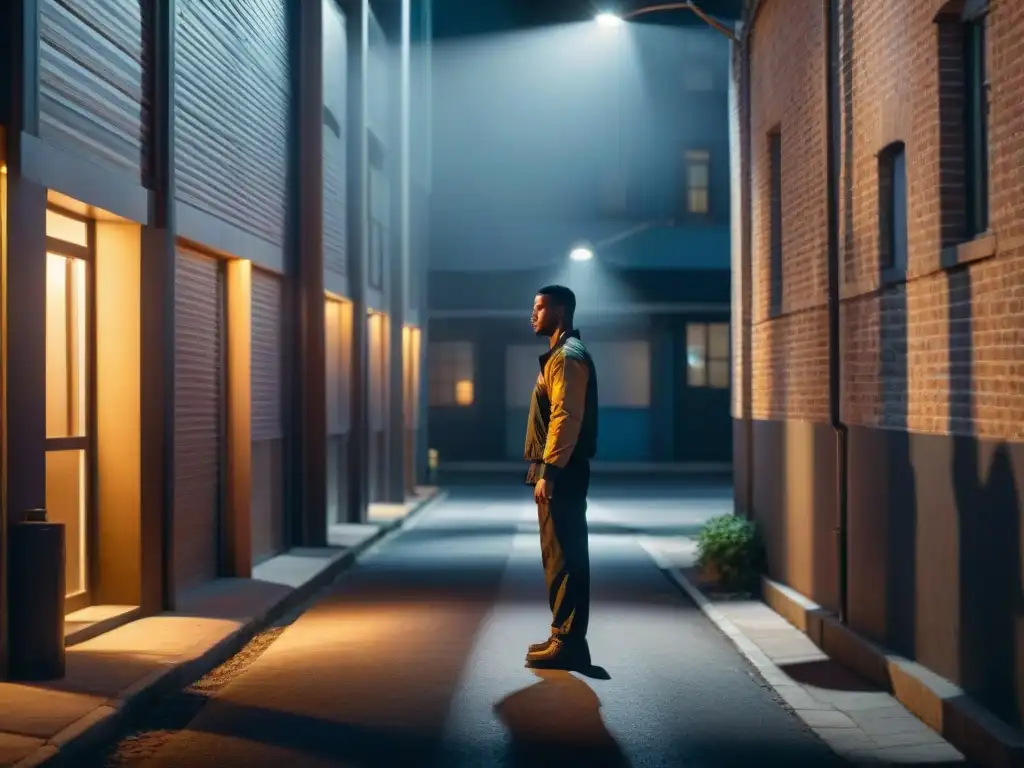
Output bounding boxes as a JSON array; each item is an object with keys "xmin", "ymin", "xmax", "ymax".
[{"xmin": 534, "ymin": 478, "xmax": 553, "ymax": 504}]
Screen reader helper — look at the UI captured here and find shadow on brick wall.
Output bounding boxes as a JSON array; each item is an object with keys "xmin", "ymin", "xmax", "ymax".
[{"xmin": 949, "ymin": 266, "xmax": 1023, "ymax": 726}]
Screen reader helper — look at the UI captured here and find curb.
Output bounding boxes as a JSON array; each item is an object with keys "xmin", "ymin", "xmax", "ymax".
[
  {"xmin": 759, "ymin": 576, "xmax": 1024, "ymax": 768},
  {"xmin": 23, "ymin": 488, "xmax": 449, "ymax": 768}
]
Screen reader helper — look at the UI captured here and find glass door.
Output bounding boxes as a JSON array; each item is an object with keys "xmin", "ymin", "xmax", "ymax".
[{"xmin": 44, "ymin": 207, "xmax": 94, "ymax": 613}]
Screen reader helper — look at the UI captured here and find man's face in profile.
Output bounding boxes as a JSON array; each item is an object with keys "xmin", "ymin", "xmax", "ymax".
[{"xmin": 531, "ymin": 294, "xmax": 559, "ymax": 337}]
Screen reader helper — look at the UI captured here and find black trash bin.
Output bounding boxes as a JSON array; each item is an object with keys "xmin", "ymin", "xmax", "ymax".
[{"xmin": 8, "ymin": 509, "xmax": 66, "ymax": 681}]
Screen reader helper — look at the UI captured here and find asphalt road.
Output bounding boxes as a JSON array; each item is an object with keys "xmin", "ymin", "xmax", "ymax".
[{"xmin": 92, "ymin": 481, "xmax": 849, "ymax": 767}]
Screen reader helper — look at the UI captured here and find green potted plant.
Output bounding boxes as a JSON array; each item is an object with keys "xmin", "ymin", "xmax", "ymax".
[{"xmin": 695, "ymin": 514, "xmax": 766, "ymax": 593}]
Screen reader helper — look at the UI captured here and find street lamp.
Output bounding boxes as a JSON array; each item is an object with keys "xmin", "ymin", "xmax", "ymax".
[
  {"xmin": 596, "ymin": 12, "xmax": 625, "ymax": 27},
  {"xmin": 569, "ymin": 218, "xmax": 676, "ymax": 262},
  {"xmin": 569, "ymin": 245, "xmax": 595, "ymax": 261},
  {"xmin": 594, "ymin": 2, "xmax": 736, "ymax": 41}
]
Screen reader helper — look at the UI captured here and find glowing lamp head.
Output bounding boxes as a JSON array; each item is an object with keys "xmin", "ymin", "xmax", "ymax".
[
  {"xmin": 569, "ymin": 246, "xmax": 595, "ymax": 262},
  {"xmin": 596, "ymin": 12, "xmax": 625, "ymax": 27}
]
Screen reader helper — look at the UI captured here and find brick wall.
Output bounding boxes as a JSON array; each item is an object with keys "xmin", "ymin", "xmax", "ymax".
[
  {"xmin": 838, "ymin": 0, "xmax": 1024, "ymax": 439},
  {"xmin": 748, "ymin": 0, "xmax": 830, "ymax": 422}
]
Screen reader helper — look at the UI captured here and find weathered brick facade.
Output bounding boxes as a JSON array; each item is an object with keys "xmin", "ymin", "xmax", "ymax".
[
  {"xmin": 839, "ymin": 0, "xmax": 1024, "ymax": 438},
  {"xmin": 748, "ymin": 0, "xmax": 830, "ymax": 423},
  {"xmin": 735, "ymin": 0, "xmax": 1024, "ymax": 730}
]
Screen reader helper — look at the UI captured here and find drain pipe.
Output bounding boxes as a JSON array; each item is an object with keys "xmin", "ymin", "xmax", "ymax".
[{"xmin": 824, "ymin": 0, "xmax": 848, "ymax": 624}]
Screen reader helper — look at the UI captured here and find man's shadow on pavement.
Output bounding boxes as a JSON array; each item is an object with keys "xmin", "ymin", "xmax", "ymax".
[{"xmin": 493, "ymin": 669, "xmax": 631, "ymax": 767}]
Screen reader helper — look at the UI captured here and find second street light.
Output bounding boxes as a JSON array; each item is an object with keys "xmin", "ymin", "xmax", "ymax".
[{"xmin": 594, "ymin": 2, "xmax": 737, "ymax": 40}]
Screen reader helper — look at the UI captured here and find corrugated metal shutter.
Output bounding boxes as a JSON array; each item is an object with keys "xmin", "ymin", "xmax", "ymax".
[
  {"xmin": 38, "ymin": 0, "xmax": 150, "ymax": 182},
  {"xmin": 175, "ymin": 0, "xmax": 289, "ymax": 245},
  {"xmin": 174, "ymin": 248, "xmax": 223, "ymax": 594},
  {"xmin": 366, "ymin": 9, "xmax": 388, "ymax": 139},
  {"xmin": 323, "ymin": 0, "xmax": 348, "ymax": 280},
  {"xmin": 251, "ymin": 269, "xmax": 285, "ymax": 562},
  {"xmin": 251, "ymin": 270, "xmax": 283, "ymax": 442}
]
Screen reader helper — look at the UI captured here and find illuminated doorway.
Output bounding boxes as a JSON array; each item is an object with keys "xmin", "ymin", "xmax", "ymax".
[{"xmin": 44, "ymin": 206, "xmax": 94, "ymax": 613}]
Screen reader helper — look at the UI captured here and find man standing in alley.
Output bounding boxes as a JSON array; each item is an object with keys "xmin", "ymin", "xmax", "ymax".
[{"xmin": 523, "ymin": 284, "xmax": 599, "ymax": 670}]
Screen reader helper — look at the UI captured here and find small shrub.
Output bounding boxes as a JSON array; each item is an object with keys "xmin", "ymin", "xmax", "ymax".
[{"xmin": 695, "ymin": 514, "xmax": 765, "ymax": 592}]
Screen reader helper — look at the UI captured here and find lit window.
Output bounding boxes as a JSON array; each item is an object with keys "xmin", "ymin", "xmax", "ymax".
[
  {"xmin": 428, "ymin": 341, "xmax": 474, "ymax": 407},
  {"xmin": 46, "ymin": 254, "xmax": 88, "ymax": 438},
  {"xmin": 44, "ymin": 206, "xmax": 92, "ymax": 602},
  {"xmin": 685, "ymin": 150, "xmax": 710, "ymax": 214},
  {"xmin": 687, "ymin": 322, "xmax": 730, "ymax": 390},
  {"xmin": 455, "ymin": 379, "xmax": 474, "ymax": 406},
  {"xmin": 46, "ymin": 210, "xmax": 89, "ymax": 247}
]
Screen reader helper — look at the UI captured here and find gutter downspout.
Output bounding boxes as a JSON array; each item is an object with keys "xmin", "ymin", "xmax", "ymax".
[{"xmin": 824, "ymin": 0, "xmax": 848, "ymax": 624}]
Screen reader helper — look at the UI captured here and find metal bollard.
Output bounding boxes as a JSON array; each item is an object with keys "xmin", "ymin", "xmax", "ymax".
[{"xmin": 8, "ymin": 509, "xmax": 66, "ymax": 681}]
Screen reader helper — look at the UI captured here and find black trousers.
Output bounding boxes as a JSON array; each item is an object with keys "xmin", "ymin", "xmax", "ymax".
[{"xmin": 537, "ymin": 464, "xmax": 591, "ymax": 641}]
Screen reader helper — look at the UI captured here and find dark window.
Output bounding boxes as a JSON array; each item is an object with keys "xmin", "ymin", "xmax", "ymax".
[
  {"xmin": 768, "ymin": 130, "xmax": 783, "ymax": 313},
  {"xmin": 935, "ymin": 1, "xmax": 989, "ymax": 245},
  {"xmin": 879, "ymin": 142, "xmax": 908, "ymax": 273},
  {"xmin": 964, "ymin": 16, "xmax": 988, "ymax": 237}
]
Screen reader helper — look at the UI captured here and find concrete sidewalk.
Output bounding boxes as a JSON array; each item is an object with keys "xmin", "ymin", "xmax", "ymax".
[
  {"xmin": 0, "ymin": 487, "xmax": 444, "ymax": 768},
  {"xmin": 640, "ymin": 536, "xmax": 970, "ymax": 767}
]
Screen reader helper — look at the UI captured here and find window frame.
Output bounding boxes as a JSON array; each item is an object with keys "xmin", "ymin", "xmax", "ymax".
[
  {"xmin": 963, "ymin": 15, "xmax": 989, "ymax": 239},
  {"xmin": 427, "ymin": 340, "xmax": 475, "ymax": 408},
  {"xmin": 878, "ymin": 141, "xmax": 908, "ymax": 281},
  {"xmin": 768, "ymin": 129, "xmax": 783, "ymax": 315},
  {"xmin": 44, "ymin": 204, "xmax": 97, "ymax": 612},
  {"xmin": 684, "ymin": 149, "xmax": 711, "ymax": 216},
  {"xmin": 686, "ymin": 322, "xmax": 730, "ymax": 390}
]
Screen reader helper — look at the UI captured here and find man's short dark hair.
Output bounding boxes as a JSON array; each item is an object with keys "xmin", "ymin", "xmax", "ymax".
[{"xmin": 537, "ymin": 284, "xmax": 576, "ymax": 318}]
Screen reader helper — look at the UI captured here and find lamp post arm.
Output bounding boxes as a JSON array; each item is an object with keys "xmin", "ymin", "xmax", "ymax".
[
  {"xmin": 592, "ymin": 218, "xmax": 676, "ymax": 250},
  {"xmin": 622, "ymin": 1, "xmax": 737, "ymax": 40}
]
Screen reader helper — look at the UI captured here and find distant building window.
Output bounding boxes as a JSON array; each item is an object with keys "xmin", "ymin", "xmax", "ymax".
[
  {"xmin": 768, "ymin": 129, "xmax": 783, "ymax": 313},
  {"xmin": 685, "ymin": 150, "xmax": 710, "ymax": 215},
  {"xmin": 879, "ymin": 142, "xmax": 908, "ymax": 273},
  {"xmin": 687, "ymin": 323, "xmax": 730, "ymax": 389},
  {"xmin": 428, "ymin": 341, "xmax": 474, "ymax": 406}
]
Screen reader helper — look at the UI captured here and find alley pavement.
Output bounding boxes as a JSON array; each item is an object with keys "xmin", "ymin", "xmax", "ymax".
[{"xmin": 93, "ymin": 480, "xmax": 850, "ymax": 767}]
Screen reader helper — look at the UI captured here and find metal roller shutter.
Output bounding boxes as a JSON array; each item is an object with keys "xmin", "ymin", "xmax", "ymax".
[
  {"xmin": 251, "ymin": 269, "xmax": 285, "ymax": 563},
  {"xmin": 39, "ymin": 0, "xmax": 150, "ymax": 181},
  {"xmin": 323, "ymin": 0, "xmax": 348, "ymax": 281},
  {"xmin": 174, "ymin": 248, "xmax": 223, "ymax": 594},
  {"xmin": 251, "ymin": 270, "xmax": 283, "ymax": 442},
  {"xmin": 175, "ymin": 0, "xmax": 289, "ymax": 245}
]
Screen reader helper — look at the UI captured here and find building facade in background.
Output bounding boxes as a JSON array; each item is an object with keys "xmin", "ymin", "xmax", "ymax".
[
  {"xmin": 427, "ymin": 13, "xmax": 736, "ymax": 470},
  {"xmin": 733, "ymin": 0, "xmax": 1024, "ymax": 730},
  {"xmin": 0, "ymin": 0, "xmax": 431, "ymax": 662}
]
